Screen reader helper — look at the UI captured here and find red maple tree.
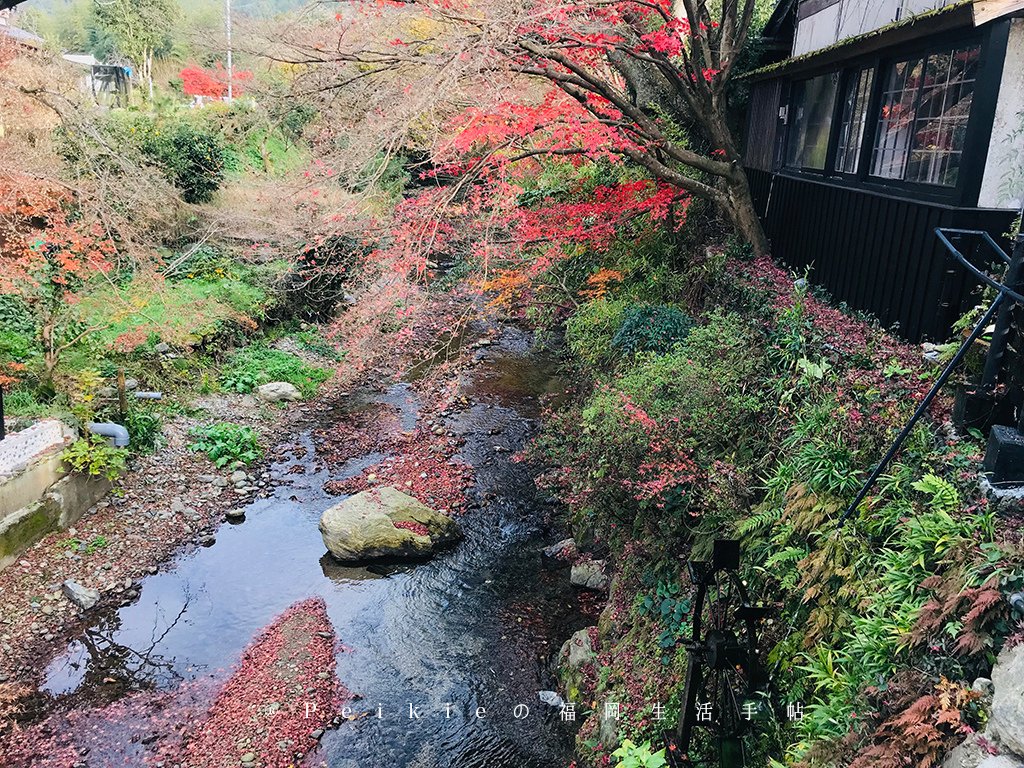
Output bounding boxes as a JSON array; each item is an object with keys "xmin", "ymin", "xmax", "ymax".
[
  {"xmin": 180, "ymin": 63, "xmax": 253, "ymax": 98},
  {"xmin": 0, "ymin": 173, "xmax": 117, "ymax": 383},
  {"xmin": 280, "ymin": 0, "xmax": 767, "ymax": 265}
]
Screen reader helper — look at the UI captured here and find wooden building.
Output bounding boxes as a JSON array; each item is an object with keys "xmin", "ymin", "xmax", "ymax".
[{"xmin": 744, "ymin": 0, "xmax": 1024, "ymax": 342}]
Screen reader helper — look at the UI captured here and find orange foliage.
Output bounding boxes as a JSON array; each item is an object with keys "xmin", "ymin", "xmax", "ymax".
[
  {"xmin": 848, "ymin": 678, "xmax": 979, "ymax": 768},
  {"xmin": 579, "ymin": 268, "xmax": 623, "ymax": 301}
]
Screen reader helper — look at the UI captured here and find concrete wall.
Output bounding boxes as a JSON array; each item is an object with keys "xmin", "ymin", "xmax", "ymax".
[
  {"xmin": 979, "ymin": 18, "xmax": 1024, "ymax": 210},
  {"xmin": 0, "ymin": 421, "xmax": 110, "ymax": 571}
]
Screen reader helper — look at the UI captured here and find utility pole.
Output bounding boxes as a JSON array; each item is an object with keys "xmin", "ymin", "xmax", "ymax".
[{"xmin": 225, "ymin": 0, "xmax": 233, "ymax": 101}]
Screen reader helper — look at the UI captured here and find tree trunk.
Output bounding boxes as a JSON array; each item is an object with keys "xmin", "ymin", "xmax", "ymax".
[
  {"xmin": 725, "ymin": 170, "xmax": 769, "ymax": 256},
  {"xmin": 146, "ymin": 50, "xmax": 154, "ymax": 101}
]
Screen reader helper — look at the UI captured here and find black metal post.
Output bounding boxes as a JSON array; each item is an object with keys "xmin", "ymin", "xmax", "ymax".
[
  {"xmin": 0, "ymin": 382, "xmax": 5, "ymax": 441},
  {"xmin": 983, "ymin": 232, "xmax": 1024, "ymax": 390},
  {"xmin": 838, "ymin": 294, "xmax": 1005, "ymax": 526}
]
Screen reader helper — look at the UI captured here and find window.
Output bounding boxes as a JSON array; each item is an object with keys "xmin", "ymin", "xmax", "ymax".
[
  {"xmin": 870, "ymin": 44, "xmax": 980, "ymax": 187},
  {"xmin": 834, "ymin": 67, "xmax": 874, "ymax": 174},
  {"xmin": 786, "ymin": 72, "xmax": 839, "ymax": 170}
]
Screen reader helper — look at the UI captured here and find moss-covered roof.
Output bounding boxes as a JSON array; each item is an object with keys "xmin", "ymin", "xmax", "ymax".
[{"xmin": 744, "ymin": 0, "xmax": 976, "ymax": 80}]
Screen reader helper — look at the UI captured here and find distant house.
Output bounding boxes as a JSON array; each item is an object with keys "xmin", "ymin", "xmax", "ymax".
[
  {"xmin": 62, "ymin": 53, "xmax": 132, "ymax": 106},
  {"xmin": 0, "ymin": 9, "xmax": 43, "ymax": 51},
  {"xmin": 744, "ymin": 0, "xmax": 1024, "ymax": 342}
]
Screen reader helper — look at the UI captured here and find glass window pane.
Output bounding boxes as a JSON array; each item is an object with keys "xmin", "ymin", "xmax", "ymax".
[
  {"xmin": 786, "ymin": 73, "xmax": 839, "ymax": 170},
  {"xmin": 870, "ymin": 43, "xmax": 980, "ymax": 187},
  {"xmin": 834, "ymin": 67, "xmax": 874, "ymax": 174}
]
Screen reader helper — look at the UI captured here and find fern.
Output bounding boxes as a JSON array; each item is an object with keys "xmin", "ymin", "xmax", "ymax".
[
  {"xmin": 766, "ymin": 546, "xmax": 806, "ymax": 569},
  {"xmin": 736, "ymin": 506, "xmax": 782, "ymax": 537},
  {"xmin": 911, "ymin": 473, "xmax": 960, "ymax": 515}
]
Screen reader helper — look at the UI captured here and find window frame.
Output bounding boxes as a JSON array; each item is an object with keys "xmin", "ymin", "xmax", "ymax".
[
  {"xmin": 774, "ymin": 22, "xmax": 1008, "ymax": 207},
  {"xmin": 784, "ymin": 70, "xmax": 842, "ymax": 174},
  {"xmin": 831, "ymin": 65, "xmax": 875, "ymax": 179}
]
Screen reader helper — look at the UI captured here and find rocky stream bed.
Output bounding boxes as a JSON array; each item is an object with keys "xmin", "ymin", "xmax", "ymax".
[{"xmin": 0, "ymin": 312, "xmax": 598, "ymax": 768}]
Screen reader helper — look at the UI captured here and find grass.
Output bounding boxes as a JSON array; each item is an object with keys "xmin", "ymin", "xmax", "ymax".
[
  {"xmin": 75, "ymin": 271, "xmax": 274, "ymax": 351},
  {"xmin": 221, "ymin": 343, "xmax": 332, "ymax": 397}
]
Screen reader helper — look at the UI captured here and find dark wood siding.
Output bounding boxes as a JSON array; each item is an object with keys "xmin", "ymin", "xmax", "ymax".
[
  {"xmin": 744, "ymin": 80, "xmax": 783, "ymax": 172},
  {"xmin": 746, "ymin": 167, "xmax": 1016, "ymax": 343}
]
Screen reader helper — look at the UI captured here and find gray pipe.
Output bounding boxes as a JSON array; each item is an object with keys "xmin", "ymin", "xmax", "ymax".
[
  {"xmin": 133, "ymin": 391, "xmax": 163, "ymax": 400},
  {"xmin": 87, "ymin": 422, "xmax": 130, "ymax": 447}
]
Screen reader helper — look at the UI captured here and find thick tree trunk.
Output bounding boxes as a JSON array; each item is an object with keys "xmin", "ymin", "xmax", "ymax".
[{"xmin": 725, "ymin": 170, "xmax": 769, "ymax": 256}]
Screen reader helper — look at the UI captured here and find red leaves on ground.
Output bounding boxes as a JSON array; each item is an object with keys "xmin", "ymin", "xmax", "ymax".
[
  {"xmin": 181, "ymin": 597, "xmax": 342, "ymax": 768},
  {"xmin": 393, "ymin": 519, "xmax": 431, "ymax": 536},
  {"xmin": 325, "ymin": 439, "xmax": 473, "ymax": 516}
]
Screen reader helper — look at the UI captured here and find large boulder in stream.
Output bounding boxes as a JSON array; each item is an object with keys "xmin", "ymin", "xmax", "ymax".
[{"xmin": 319, "ymin": 487, "xmax": 462, "ymax": 563}]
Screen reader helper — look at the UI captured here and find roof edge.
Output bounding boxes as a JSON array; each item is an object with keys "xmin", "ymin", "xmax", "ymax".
[{"xmin": 744, "ymin": 0, "xmax": 980, "ymax": 81}]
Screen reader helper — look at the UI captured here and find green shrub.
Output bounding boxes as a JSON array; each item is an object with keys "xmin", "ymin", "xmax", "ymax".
[
  {"xmin": 290, "ymin": 328, "xmax": 340, "ymax": 360},
  {"xmin": 79, "ymin": 111, "xmax": 226, "ymax": 204},
  {"xmin": 221, "ymin": 344, "xmax": 331, "ymax": 397},
  {"xmin": 565, "ymin": 298, "xmax": 628, "ymax": 367},
  {"xmin": 0, "ymin": 295, "xmax": 36, "ymax": 339},
  {"xmin": 125, "ymin": 408, "xmax": 164, "ymax": 453},
  {"xmin": 612, "ymin": 304, "xmax": 694, "ymax": 357},
  {"xmin": 611, "ymin": 739, "xmax": 667, "ymax": 768},
  {"xmin": 62, "ymin": 435, "xmax": 128, "ymax": 481},
  {"xmin": 145, "ymin": 120, "xmax": 225, "ymax": 203},
  {"xmin": 3, "ymin": 388, "xmax": 48, "ymax": 417},
  {"xmin": 616, "ymin": 312, "xmax": 771, "ymax": 462},
  {"xmin": 188, "ymin": 422, "xmax": 262, "ymax": 467}
]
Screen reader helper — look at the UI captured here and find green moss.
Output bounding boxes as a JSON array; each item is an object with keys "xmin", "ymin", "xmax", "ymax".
[{"xmin": 0, "ymin": 503, "xmax": 57, "ymax": 561}]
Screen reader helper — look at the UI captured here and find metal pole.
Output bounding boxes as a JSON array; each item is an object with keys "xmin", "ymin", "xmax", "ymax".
[
  {"xmin": 0, "ymin": 382, "xmax": 5, "ymax": 441},
  {"xmin": 117, "ymin": 369, "xmax": 128, "ymax": 421},
  {"xmin": 982, "ymin": 233, "xmax": 1024, "ymax": 390},
  {"xmin": 838, "ymin": 293, "xmax": 1005, "ymax": 527},
  {"xmin": 225, "ymin": 0, "xmax": 233, "ymax": 101}
]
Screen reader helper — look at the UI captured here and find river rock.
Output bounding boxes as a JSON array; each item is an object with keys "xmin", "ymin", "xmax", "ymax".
[
  {"xmin": 558, "ymin": 627, "xmax": 598, "ymax": 707},
  {"xmin": 978, "ymin": 758, "xmax": 1024, "ymax": 768},
  {"xmin": 319, "ymin": 487, "xmax": 462, "ymax": 563},
  {"xmin": 942, "ymin": 735, "xmax": 987, "ymax": 768},
  {"xmin": 560, "ymin": 627, "xmax": 597, "ymax": 670},
  {"xmin": 571, "ymin": 559, "xmax": 609, "ymax": 591},
  {"xmin": 538, "ymin": 690, "xmax": 565, "ymax": 708},
  {"xmin": 61, "ymin": 579, "xmax": 100, "ymax": 610},
  {"xmin": 541, "ymin": 538, "xmax": 577, "ymax": 569},
  {"xmin": 989, "ymin": 643, "xmax": 1024, "ymax": 755},
  {"xmin": 256, "ymin": 382, "xmax": 302, "ymax": 402}
]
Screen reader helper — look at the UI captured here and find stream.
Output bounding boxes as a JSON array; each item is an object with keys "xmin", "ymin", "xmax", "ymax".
[{"xmin": 35, "ymin": 322, "xmax": 587, "ymax": 768}]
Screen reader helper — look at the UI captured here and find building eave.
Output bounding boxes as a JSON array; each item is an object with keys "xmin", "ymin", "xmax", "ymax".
[{"xmin": 743, "ymin": 0, "xmax": 1017, "ymax": 81}]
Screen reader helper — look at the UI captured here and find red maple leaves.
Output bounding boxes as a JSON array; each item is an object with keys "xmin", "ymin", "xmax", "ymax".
[{"xmin": 180, "ymin": 64, "xmax": 253, "ymax": 98}]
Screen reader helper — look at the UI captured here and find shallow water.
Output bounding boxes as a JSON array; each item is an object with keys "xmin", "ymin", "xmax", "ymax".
[{"xmin": 38, "ymin": 324, "xmax": 585, "ymax": 767}]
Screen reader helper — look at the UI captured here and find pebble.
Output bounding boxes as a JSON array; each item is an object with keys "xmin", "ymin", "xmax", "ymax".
[{"xmin": 240, "ymin": 752, "xmax": 256, "ymax": 765}]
